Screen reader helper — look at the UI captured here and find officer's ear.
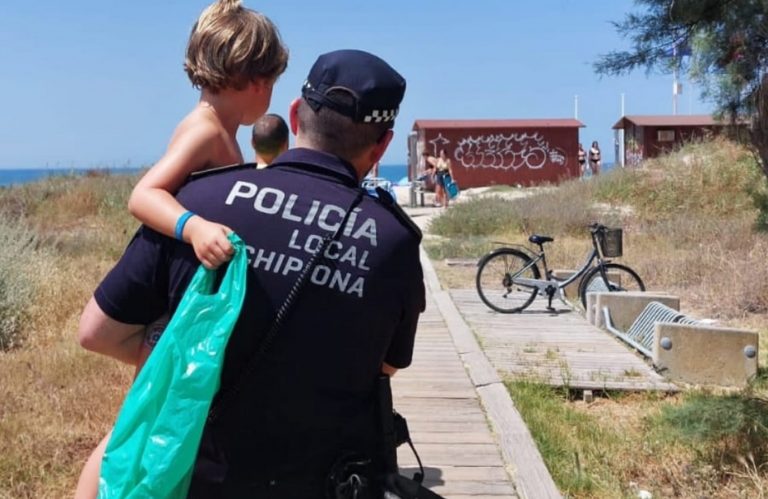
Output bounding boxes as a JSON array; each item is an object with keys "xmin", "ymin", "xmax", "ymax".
[
  {"xmin": 368, "ymin": 129, "xmax": 394, "ymax": 167},
  {"xmin": 289, "ymin": 98, "xmax": 301, "ymax": 136}
]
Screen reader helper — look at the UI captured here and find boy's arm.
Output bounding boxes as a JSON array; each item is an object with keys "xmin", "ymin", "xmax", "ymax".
[{"xmin": 128, "ymin": 126, "xmax": 233, "ymax": 269}]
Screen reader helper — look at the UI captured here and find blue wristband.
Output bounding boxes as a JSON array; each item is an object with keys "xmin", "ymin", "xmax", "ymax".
[{"xmin": 174, "ymin": 211, "xmax": 195, "ymax": 240}]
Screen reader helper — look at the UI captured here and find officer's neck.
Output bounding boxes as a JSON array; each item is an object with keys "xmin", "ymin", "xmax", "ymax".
[{"xmin": 294, "ymin": 141, "xmax": 375, "ymax": 182}]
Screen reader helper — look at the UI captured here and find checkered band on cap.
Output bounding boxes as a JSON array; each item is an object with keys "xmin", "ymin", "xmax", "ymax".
[{"xmin": 363, "ymin": 109, "xmax": 398, "ymax": 123}]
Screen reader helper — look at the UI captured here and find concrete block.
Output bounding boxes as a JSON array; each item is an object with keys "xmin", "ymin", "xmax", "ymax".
[
  {"xmin": 653, "ymin": 323, "xmax": 759, "ymax": 387},
  {"xmin": 595, "ymin": 292, "xmax": 680, "ymax": 331},
  {"xmin": 585, "ymin": 292, "xmax": 605, "ymax": 325}
]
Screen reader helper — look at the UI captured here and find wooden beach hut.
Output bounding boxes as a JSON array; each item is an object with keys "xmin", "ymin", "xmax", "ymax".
[
  {"xmin": 408, "ymin": 119, "xmax": 584, "ymax": 188},
  {"xmin": 612, "ymin": 114, "xmax": 741, "ymax": 166}
]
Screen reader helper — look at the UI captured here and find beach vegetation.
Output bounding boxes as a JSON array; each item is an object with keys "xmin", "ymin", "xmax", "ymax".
[
  {"xmin": 508, "ymin": 381, "xmax": 768, "ymax": 498},
  {"xmin": 426, "ymin": 138, "xmax": 768, "ymax": 497},
  {"xmin": 0, "ymin": 172, "xmax": 138, "ymax": 497}
]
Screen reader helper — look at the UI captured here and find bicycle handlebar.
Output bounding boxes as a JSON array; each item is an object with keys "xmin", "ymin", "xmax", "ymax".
[{"xmin": 587, "ymin": 222, "xmax": 606, "ymax": 233}]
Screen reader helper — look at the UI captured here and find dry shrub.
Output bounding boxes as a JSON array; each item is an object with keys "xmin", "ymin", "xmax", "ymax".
[
  {"xmin": 627, "ymin": 215, "xmax": 768, "ymax": 319},
  {"xmin": 430, "ymin": 180, "xmax": 605, "ymax": 241},
  {"xmin": 0, "ymin": 342, "xmax": 132, "ymax": 498},
  {"xmin": 605, "ymin": 138, "xmax": 761, "ymax": 220},
  {"xmin": 428, "ymin": 195, "xmax": 521, "ymax": 237},
  {"xmin": 0, "ymin": 174, "xmax": 137, "ymax": 234},
  {"xmin": 0, "ymin": 173, "xmax": 140, "ymax": 496},
  {"xmin": 0, "ymin": 218, "xmax": 54, "ymax": 349},
  {"xmin": 511, "ymin": 180, "xmax": 606, "ymax": 237}
]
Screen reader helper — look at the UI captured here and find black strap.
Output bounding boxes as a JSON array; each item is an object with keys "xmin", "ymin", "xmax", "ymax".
[{"xmin": 207, "ymin": 189, "xmax": 365, "ymax": 422}]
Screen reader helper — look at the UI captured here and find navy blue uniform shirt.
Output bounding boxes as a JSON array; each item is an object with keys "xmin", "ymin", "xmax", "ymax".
[{"xmin": 95, "ymin": 148, "xmax": 425, "ymax": 497}]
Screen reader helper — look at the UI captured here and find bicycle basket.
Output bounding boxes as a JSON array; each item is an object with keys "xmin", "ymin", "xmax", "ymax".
[{"xmin": 599, "ymin": 228, "xmax": 623, "ymax": 257}]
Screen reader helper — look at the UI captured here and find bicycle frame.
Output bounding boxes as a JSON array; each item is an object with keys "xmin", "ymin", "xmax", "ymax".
[
  {"xmin": 512, "ymin": 247, "xmax": 600, "ymax": 295},
  {"xmin": 507, "ymin": 228, "xmax": 608, "ymax": 296}
]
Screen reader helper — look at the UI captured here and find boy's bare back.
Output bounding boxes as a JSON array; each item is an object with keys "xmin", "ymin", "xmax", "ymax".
[{"xmin": 127, "ymin": 0, "xmax": 288, "ymax": 269}]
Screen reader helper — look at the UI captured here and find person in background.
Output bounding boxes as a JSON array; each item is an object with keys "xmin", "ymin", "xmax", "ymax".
[
  {"xmin": 589, "ymin": 140, "xmax": 601, "ymax": 175},
  {"xmin": 73, "ymin": 1, "xmax": 287, "ymax": 496},
  {"xmin": 434, "ymin": 148, "xmax": 453, "ymax": 208},
  {"xmin": 418, "ymin": 150, "xmax": 436, "ymax": 191},
  {"xmin": 578, "ymin": 143, "xmax": 588, "ymax": 177},
  {"xmin": 252, "ymin": 113, "xmax": 290, "ymax": 168},
  {"xmin": 78, "ymin": 48, "xmax": 425, "ymax": 498},
  {"xmin": 127, "ymin": 0, "xmax": 288, "ymax": 270}
]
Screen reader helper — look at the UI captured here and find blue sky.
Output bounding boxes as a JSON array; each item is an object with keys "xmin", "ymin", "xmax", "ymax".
[{"xmin": 0, "ymin": 0, "xmax": 710, "ymax": 169}]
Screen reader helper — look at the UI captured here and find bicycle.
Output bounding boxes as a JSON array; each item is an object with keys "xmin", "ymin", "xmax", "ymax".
[{"xmin": 475, "ymin": 223, "xmax": 645, "ymax": 313}]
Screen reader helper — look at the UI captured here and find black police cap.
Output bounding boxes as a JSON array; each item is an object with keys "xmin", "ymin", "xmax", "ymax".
[{"xmin": 301, "ymin": 49, "xmax": 406, "ymax": 124}]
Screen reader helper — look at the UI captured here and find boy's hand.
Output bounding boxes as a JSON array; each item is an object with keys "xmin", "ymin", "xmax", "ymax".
[{"xmin": 184, "ymin": 217, "xmax": 234, "ymax": 269}]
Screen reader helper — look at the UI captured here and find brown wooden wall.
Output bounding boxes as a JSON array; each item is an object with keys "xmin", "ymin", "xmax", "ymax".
[
  {"xmin": 643, "ymin": 125, "xmax": 721, "ymax": 159},
  {"xmin": 414, "ymin": 126, "xmax": 580, "ymax": 188},
  {"xmin": 624, "ymin": 125, "xmax": 727, "ymax": 165}
]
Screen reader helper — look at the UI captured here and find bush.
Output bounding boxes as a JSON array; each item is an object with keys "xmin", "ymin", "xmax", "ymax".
[
  {"xmin": 0, "ymin": 218, "xmax": 45, "ymax": 348},
  {"xmin": 429, "ymin": 182, "xmax": 609, "ymax": 241},
  {"xmin": 658, "ymin": 392, "xmax": 768, "ymax": 466},
  {"xmin": 600, "ymin": 139, "xmax": 762, "ymax": 221},
  {"xmin": 428, "ymin": 195, "xmax": 521, "ymax": 237}
]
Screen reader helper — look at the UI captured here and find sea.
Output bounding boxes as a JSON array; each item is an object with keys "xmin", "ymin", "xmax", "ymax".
[
  {"xmin": 0, "ymin": 165, "xmax": 411, "ymax": 188},
  {"xmin": 0, "ymin": 163, "xmax": 617, "ymax": 188}
]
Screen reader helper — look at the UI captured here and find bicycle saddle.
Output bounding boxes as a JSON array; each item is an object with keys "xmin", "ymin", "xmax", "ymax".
[{"xmin": 529, "ymin": 234, "xmax": 554, "ymax": 245}]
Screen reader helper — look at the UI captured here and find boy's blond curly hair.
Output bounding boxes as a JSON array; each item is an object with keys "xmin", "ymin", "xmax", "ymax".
[{"xmin": 184, "ymin": 0, "xmax": 288, "ymax": 92}]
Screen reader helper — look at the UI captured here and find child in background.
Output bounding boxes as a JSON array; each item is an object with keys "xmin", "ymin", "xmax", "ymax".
[
  {"xmin": 74, "ymin": 1, "xmax": 287, "ymax": 496},
  {"xmin": 128, "ymin": 0, "xmax": 288, "ymax": 269},
  {"xmin": 251, "ymin": 113, "xmax": 290, "ymax": 168}
]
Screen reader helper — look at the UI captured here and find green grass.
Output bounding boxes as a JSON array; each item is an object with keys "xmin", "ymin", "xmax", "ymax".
[
  {"xmin": 507, "ymin": 381, "xmax": 768, "ymax": 498},
  {"xmin": 505, "ymin": 381, "xmax": 628, "ymax": 496},
  {"xmin": 656, "ymin": 392, "xmax": 768, "ymax": 466}
]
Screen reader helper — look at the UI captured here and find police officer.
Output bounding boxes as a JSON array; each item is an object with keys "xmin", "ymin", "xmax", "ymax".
[{"xmin": 78, "ymin": 49, "xmax": 425, "ymax": 497}]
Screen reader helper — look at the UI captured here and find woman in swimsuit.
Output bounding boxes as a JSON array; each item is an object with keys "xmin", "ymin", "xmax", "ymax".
[
  {"xmin": 589, "ymin": 141, "xmax": 601, "ymax": 175},
  {"xmin": 434, "ymin": 148, "xmax": 453, "ymax": 208}
]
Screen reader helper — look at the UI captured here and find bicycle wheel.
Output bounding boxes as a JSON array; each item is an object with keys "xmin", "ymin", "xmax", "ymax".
[
  {"xmin": 476, "ymin": 248, "xmax": 540, "ymax": 313},
  {"xmin": 578, "ymin": 263, "xmax": 645, "ymax": 309}
]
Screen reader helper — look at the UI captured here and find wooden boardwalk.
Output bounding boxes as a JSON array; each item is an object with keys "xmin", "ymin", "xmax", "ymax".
[
  {"xmin": 392, "ymin": 293, "xmax": 519, "ymax": 498},
  {"xmin": 393, "ymin": 205, "xmax": 676, "ymax": 498},
  {"xmin": 449, "ymin": 289, "xmax": 678, "ymax": 391}
]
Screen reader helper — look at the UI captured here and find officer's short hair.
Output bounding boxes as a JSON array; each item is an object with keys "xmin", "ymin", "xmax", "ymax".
[
  {"xmin": 251, "ymin": 113, "xmax": 289, "ymax": 155},
  {"xmin": 298, "ymin": 49, "xmax": 405, "ymax": 160},
  {"xmin": 297, "ymin": 96, "xmax": 391, "ymax": 160}
]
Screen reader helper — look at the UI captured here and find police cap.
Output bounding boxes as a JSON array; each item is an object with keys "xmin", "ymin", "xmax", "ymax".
[{"xmin": 301, "ymin": 49, "xmax": 406, "ymax": 125}]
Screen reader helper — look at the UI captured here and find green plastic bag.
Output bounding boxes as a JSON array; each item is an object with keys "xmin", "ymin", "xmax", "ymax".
[{"xmin": 99, "ymin": 233, "xmax": 247, "ymax": 498}]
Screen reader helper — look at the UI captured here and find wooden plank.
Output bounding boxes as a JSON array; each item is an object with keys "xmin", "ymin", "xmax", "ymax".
[
  {"xmin": 449, "ymin": 288, "xmax": 679, "ymax": 392},
  {"xmin": 421, "ymin": 257, "xmax": 561, "ymax": 499},
  {"xmin": 391, "ymin": 277, "xmax": 520, "ymax": 497},
  {"xmin": 478, "ymin": 384, "xmax": 563, "ymax": 499}
]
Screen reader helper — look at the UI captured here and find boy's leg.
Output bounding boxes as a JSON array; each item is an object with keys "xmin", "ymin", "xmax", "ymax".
[
  {"xmin": 137, "ymin": 313, "xmax": 169, "ymax": 370},
  {"xmin": 74, "ymin": 314, "xmax": 168, "ymax": 498},
  {"xmin": 74, "ymin": 431, "xmax": 110, "ymax": 499}
]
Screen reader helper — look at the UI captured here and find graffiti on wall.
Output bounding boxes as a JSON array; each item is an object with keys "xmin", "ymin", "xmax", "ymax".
[
  {"xmin": 450, "ymin": 132, "xmax": 568, "ymax": 170},
  {"xmin": 625, "ymin": 137, "xmax": 644, "ymax": 167},
  {"xmin": 428, "ymin": 134, "xmax": 450, "ymax": 155}
]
